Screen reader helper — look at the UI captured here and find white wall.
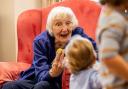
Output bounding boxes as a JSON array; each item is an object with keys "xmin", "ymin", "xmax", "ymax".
[
  {"xmin": 15, "ymin": 0, "xmax": 42, "ymax": 18},
  {"xmin": 0, "ymin": 0, "xmax": 42, "ymax": 61},
  {"xmin": 14, "ymin": 0, "xmax": 42, "ymax": 62},
  {"xmin": 0, "ymin": 0, "xmax": 15, "ymax": 61},
  {"xmin": 91, "ymin": 0, "xmax": 99, "ymax": 2}
]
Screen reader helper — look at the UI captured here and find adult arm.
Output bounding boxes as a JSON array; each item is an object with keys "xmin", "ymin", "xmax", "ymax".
[
  {"xmin": 90, "ymin": 70, "xmax": 102, "ymax": 89},
  {"xmin": 99, "ymin": 26, "xmax": 128, "ymax": 80},
  {"xmin": 33, "ymin": 39, "xmax": 53, "ymax": 82},
  {"xmin": 33, "ymin": 38, "xmax": 64, "ymax": 82}
]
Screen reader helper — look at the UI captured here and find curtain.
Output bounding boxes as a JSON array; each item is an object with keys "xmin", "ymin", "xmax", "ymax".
[{"xmin": 42, "ymin": 0, "xmax": 63, "ymax": 7}]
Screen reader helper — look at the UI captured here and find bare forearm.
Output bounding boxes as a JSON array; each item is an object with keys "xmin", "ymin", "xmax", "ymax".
[{"xmin": 103, "ymin": 55, "xmax": 128, "ymax": 80}]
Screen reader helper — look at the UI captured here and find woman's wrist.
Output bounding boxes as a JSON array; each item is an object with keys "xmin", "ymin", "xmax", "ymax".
[
  {"xmin": 49, "ymin": 69, "xmax": 54, "ymax": 77},
  {"xmin": 49, "ymin": 68, "xmax": 57, "ymax": 77},
  {"xmin": 49, "ymin": 63, "xmax": 63, "ymax": 77}
]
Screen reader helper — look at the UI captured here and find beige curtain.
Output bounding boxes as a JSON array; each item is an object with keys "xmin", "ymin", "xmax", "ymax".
[{"xmin": 42, "ymin": 0, "xmax": 63, "ymax": 7}]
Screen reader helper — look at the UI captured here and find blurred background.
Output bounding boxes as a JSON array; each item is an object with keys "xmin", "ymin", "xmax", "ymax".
[{"xmin": 0, "ymin": 0, "xmax": 98, "ymax": 61}]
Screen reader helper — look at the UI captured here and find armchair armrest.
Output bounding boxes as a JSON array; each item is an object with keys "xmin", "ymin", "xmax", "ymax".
[{"xmin": 0, "ymin": 62, "xmax": 30, "ymax": 84}]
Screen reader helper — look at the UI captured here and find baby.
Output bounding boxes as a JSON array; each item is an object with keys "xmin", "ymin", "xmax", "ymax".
[{"xmin": 64, "ymin": 35, "xmax": 102, "ymax": 89}]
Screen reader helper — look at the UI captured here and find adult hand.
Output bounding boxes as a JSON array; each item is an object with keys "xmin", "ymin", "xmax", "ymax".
[{"xmin": 49, "ymin": 48, "xmax": 64, "ymax": 77}]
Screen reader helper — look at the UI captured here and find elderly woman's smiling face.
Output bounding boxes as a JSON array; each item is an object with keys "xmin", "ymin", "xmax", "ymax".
[{"xmin": 52, "ymin": 13, "xmax": 73, "ymax": 44}]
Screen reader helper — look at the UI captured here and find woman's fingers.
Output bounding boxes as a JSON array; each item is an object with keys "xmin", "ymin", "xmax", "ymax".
[
  {"xmin": 58, "ymin": 51, "xmax": 65, "ymax": 68},
  {"xmin": 50, "ymin": 63, "xmax": 63, "ymax": 77},
  {"xmin": 60, "ymin": 51, "xmax": 65, "ymax": 62},
  {"xmin": 50, "ymin": 48, "xmax": 64, "ymax": 77}
]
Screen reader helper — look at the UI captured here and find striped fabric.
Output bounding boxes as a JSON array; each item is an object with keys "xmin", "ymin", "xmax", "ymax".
[{"xmin": 96, "ymin": 6, "xmax": 128, "ymax": 89}]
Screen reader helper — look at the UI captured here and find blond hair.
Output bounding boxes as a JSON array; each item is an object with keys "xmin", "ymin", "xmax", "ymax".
[{"xmin": 65, "ymin": 35, "xmax": 96, "ymax": 73}]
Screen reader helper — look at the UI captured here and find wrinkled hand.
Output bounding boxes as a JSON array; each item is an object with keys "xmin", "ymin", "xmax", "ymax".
[{"xmin": 49, "ymin": 48, "xmax": 64, "ymax": 77}]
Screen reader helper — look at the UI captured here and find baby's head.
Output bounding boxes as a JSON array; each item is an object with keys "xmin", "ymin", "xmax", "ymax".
[{"xmin": 64, "ymin": 35, "xmax": 96, "ymax": 74}]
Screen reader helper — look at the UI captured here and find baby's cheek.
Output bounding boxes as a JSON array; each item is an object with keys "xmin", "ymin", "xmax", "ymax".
[{"xmin": 67, "ymin": 67, "xmax": 73, "ymax": 74}]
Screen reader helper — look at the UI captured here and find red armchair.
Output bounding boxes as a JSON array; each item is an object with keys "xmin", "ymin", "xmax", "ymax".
[{"xmin": 0, "ymin": 0, "xmax": 101, "ymax": 88}]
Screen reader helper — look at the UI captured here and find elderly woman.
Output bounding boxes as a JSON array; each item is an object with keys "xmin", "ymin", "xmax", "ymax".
[{"xmin": 2, "ymin": 6, "xmax": 97, "ymax": 89}]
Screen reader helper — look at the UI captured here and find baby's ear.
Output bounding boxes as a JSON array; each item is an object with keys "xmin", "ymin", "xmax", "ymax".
[
  {"xmin": 91, "ymin": 54, "xmax": 96, "ymax": 64},
  {"xmin": 93, "ymin": 50, "xmax": 97, "ymax": 58}
]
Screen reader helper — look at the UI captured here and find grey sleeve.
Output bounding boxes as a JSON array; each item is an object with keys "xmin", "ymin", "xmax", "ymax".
[{"xmin": 90, "ymin": 70, "xmax": 102, "ymax": 89}]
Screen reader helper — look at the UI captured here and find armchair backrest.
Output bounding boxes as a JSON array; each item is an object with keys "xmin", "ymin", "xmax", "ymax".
[
  {"xmin": 17, "ymin": 0, "xmax": 101, "ymax": 64},
  {"xmin": 41, "ymin": 0, "xmax": 101, "ymax": 39},
  {"xmin": 17, "ymin": 9, "xmax": 42, "ymax": 63}
]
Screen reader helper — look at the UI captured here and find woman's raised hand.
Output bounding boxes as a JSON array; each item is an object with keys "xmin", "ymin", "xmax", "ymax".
[{"xmin": 49, "ymin": 48, "xmax": 64, "ymax": 77}]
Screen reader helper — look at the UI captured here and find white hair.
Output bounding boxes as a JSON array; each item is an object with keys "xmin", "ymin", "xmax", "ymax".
[{"xmin": 46, "ymin": 6, "xmax": 78, "ymax": 36}]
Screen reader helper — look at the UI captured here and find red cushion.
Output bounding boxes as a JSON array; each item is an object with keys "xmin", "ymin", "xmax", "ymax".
[
  {"xmin": 62, "ymin": 69, "xmax": 71, "ymax": 89},
  {"xmin": 0, "ymin": 62, "xmax": 30, "ymax": 84}
]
